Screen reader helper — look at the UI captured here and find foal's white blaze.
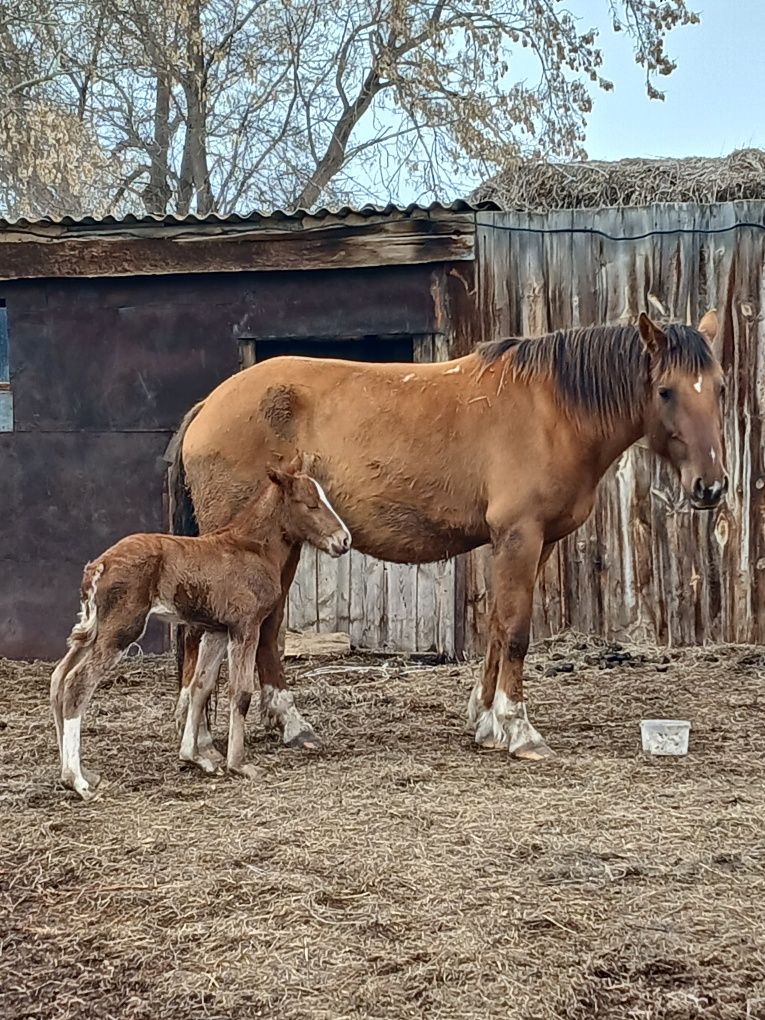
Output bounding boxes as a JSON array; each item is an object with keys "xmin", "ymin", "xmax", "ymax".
[
  {"xmin": 310, "ymin": 478, "xmax": 351, "ymax": 546},
  {"xmin": 694, "ymin": 375, "xmax": 703, "ymax": 393},
  {"xmin": 710, "ymin": 447, "xmax": 717, "ymax": 463}
]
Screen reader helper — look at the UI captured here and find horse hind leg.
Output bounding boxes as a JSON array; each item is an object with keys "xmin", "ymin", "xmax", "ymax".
[
  {"xmin": 258, "ymin": 547, "xmax": 321, "ymax": 751},
  {"xmin": 179, "ymin": 631, "xmax": 227, "ymax": 774},
  {"xmin": 57, "ymin": 643, "xmax": 119, "ymax": 800},
  {"xmin": 174, "ymin": 625, "xmax": 203, "ymax": 734}
]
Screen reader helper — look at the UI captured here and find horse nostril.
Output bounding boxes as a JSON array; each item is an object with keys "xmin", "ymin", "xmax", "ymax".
[
  {"xmin": 722, "ymin": 474, "xmax": 730, "ymax": 495},
  {"xmin": 693, "ymin": 477, "xmax": 705, "ymax": 502}
]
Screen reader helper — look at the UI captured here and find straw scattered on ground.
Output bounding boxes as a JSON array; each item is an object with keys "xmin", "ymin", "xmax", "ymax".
[
  {"xmin": 470, "ymin": 148, "xmax": 765, "ymax": 211},
  {"xmin": 2, "ymin": 634, "xmax": 765, "ymax": 1020}
]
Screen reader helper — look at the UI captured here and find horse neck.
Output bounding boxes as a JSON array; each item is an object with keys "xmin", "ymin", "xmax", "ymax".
[
  {"xmin": 226, "ymin": 485, "xmax": 291, "ymax": 559},
  {"xmin": 566, "ymin": 402, "xmax": 645, "ymax": 483}
]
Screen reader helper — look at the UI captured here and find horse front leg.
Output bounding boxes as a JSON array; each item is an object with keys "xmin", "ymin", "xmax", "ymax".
[
  {"xmin": 258, "ymin": 546, "xmax": 322, "ymax": 750},
  {"xmin": 467, "ymin": 542, "xmax": 555, "ymax": 741},
  {"xmin": 226, "ymin": 628, "xmax": 260, "ymax": 780},
  {"xmin": 473, "ymin": 528, "xmax": 553, "ymax": 760}
]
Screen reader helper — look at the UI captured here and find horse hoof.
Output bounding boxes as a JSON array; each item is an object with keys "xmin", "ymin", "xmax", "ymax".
[
  {"xmin": 285, "ymin": 729, "xmax": 322, "ymax": 751},
  {"xmin": 199, "ymin": 744, "xmax": 224, "ymax": 766},
  {"xmin": 81, "ymin": 767, "xmax": 101, "ymax": 789},
  {"xmin": 76, "ymin": 782, "xmax": 101, "ymax": 803},
  {"xmin": 476, "ymin": 738, "xmax": 507, "ymax": 752},
  {"xmin": 179, "ymin": 753, "xmax": 221, "ymax": 775},
  {"xmin": 229, "ymin": 763, "xmax": 261, "ymax": 780},
  {"xmin": 511, "ymin": 741, "xmax": 555, "ymax": 761},
  {"xmin": 474, "ymin": 709, "xmax": 507, "ymax": 751}
]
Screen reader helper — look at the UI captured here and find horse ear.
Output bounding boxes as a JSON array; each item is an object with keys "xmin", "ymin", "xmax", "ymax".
[
  {"xmin": 697, "ymin": 309, "xmax": 720, "ymax": 351},
  {"xmin": 638, "ymin": 312, "xmax": 667, "ymax": 358},
  {"xmin": 266, "ymin": 465, "xmax": 291, "ymax": 488}
]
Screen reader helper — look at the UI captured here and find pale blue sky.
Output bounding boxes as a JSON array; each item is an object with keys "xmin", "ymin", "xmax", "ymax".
[{"xmin": 580, "ymin": 0, "xmax": 765, "ymax": 159}]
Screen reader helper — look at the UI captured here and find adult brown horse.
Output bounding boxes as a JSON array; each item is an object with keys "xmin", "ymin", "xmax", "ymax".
[{"xmin": 168, "ymin": 310, "xmax": 726, "ymax": 760}]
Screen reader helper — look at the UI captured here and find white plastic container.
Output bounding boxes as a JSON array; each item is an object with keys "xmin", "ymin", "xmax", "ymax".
[{"xmin": 640, "ymin": 719, "xmax": 691, "ymax": 756}]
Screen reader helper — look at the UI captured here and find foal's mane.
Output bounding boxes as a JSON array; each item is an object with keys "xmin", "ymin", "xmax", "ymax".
[{"xmin": 476, "ymin": 323, "xmax": 714, "ymax": 431}]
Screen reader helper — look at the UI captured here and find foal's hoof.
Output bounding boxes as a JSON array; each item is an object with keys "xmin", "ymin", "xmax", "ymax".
[
  {"xmin": 179, "ymin": 753, "xmax": 222, "ymax": 776},
  {"xmin": 198, "ymin": 743, "xmax": 225, "ymax": 766},
  {"xmin": 284, "ymin": 728, "xmax": 322, "ymax": 751},
  {"xmin": 229, "ymin": 763, "xmax": 261, "ymax": 781},
  {"xmin": 81, "ymin": 767, "xmax": 101, "ymax": 790},
  {"xmin": 511, "ymin": 740, "xmax": 555, "ymax": 762}
]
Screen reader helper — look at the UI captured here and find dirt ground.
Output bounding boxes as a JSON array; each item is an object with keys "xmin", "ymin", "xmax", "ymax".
[{"xmin": 1, "ymin": 634, "xmax": 765, "ymax": 1020}]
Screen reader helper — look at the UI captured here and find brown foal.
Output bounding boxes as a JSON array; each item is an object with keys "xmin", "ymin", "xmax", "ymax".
[{"xmin": 50, "ymin": 463, "xmax": 351, "ymax": 800}]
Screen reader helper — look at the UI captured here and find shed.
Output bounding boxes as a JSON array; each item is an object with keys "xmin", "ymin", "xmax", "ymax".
[
  {"xmin": 2, "ymin": 166, "xmax": 765, "ymax": 659},
  {"xmin": 0, "ymin": 201, "xmax": 489, "ymax": 659}
]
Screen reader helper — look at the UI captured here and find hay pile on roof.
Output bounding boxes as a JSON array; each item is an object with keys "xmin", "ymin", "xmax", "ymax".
[{"xmin": 471, "ymin": 148, "xmax": 765, "ymax": 211}]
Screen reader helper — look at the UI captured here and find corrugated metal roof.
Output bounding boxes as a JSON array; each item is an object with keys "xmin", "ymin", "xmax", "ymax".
[{"xmin": 0, "ymin": 198, "xmax": 499, "ymax": 231}]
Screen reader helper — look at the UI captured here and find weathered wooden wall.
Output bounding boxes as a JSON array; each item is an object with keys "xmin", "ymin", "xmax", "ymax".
[
  {"xmin": 465, "ymin": 201, "xmax": 765, "ymax": 651},
  {"xmin": 285, "ymin": 333, "xmax": 456, "ymax": 656}
]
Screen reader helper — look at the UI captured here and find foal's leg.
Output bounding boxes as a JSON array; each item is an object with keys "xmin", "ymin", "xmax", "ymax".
[
  {"xmin": 258, "ymin": 546, "xmax": 321, "ymax": 750},
  {"xmin": 55, "ymin": 643, "xmax": 121, "ymax": 799},
  {"xmin": 174, "ymin": 625, "xmax": 203, "ymax": 734},
  {"xmin": 473, "ymin": 528, "xmax": 553, "ymax": 759},
  {"xmin": 179, "ymin": 631, "xmax": 227, "ymax": 773},
  {"xmin": 226, "ymin": 629, "xmax": 260, "ymax": 779},
  {"xmin": 467, "ymin": 542, "xmax": 555, "ymax": 738}
]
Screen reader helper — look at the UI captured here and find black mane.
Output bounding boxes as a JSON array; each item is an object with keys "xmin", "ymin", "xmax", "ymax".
[{"xmin": 476, "ymin": 323, "xmax": 714, "ymax": 429}]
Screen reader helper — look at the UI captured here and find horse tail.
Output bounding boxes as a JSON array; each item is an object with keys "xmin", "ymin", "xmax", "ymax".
[
  {"xmin": 51, "ymin": 562, "xmax": 104, "ymax": 690},
  {"xmin": 164, "ymin": 400, "xmax": 205, "ymax": 686},
  {"xmin": 165, "ymin": 400, "xmax": 205, "ymax": 540}
]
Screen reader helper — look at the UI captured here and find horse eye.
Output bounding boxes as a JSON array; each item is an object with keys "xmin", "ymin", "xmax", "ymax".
[{"xmin": 658, "ymin": 387, "xmax": 673, "ymax": 402}]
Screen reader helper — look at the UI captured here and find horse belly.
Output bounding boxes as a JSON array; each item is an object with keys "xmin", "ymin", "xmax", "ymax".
[{"xmin": 343, "ymin": 500, "xmax": 486, "ymax": 563}]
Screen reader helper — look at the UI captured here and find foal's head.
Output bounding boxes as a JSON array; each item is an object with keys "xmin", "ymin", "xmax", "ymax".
[
  {"xmin": 268, "ymin": 464, "xmax": 352, "ymax": 556},
  {"xmin": 640, "ymin": 310, "xmax": 728, "ymax": 510}
]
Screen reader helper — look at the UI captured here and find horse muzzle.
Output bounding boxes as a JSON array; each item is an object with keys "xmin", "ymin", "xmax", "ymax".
[
  {"xmin": 689, "ymin": 474, "xmax": 729, "ymax": 511},
  {"xmin": 326, "ymin": 532, "xmax": 352, "ymax": 557}
]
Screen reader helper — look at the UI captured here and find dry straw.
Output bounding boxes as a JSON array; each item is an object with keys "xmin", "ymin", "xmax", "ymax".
[
  {"xmin": 2, "ymin": 636, "xmax": 765, "ymax": 1019},
  {"xmin": 471, "ymin": 148, "xmax": 765, "ymax": 211}
]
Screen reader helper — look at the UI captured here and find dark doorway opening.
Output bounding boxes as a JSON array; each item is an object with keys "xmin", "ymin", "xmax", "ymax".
[{"xmin": 238, "ymin": 334, "xmax": 414, "ymax": 369}]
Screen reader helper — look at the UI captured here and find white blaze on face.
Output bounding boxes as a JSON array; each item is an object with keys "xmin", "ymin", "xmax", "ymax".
[
  {"xmin": 310, "ymin": 478, "xmax": 351, "ymax": 546},
  {"xmin": 711, "ymin": 447, "xmax": 716, "ymax": 463},
  {"xmin": 694, "ymin": 375, "xmax": 703, "ymax": 393}
]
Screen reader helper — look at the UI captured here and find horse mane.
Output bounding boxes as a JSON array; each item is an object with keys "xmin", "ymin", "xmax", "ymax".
[{"xmin": 475, "ymin": 323, "xmax": 714, "ymax": 431}]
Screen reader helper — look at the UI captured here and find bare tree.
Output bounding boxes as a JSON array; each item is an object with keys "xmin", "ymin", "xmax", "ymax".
[{"xmin": 0, "ymin": 0, "xmax": 700, "ymax": 218}]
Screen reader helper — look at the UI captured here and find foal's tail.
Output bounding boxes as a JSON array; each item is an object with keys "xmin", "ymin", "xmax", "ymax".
[
  {"xmin": 51, "ymin": 562, "xmax": 103, "ymax": 688},
  {"xmin": 164, "ymin": 400, "xmax": 205, "ymax": 685}
]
